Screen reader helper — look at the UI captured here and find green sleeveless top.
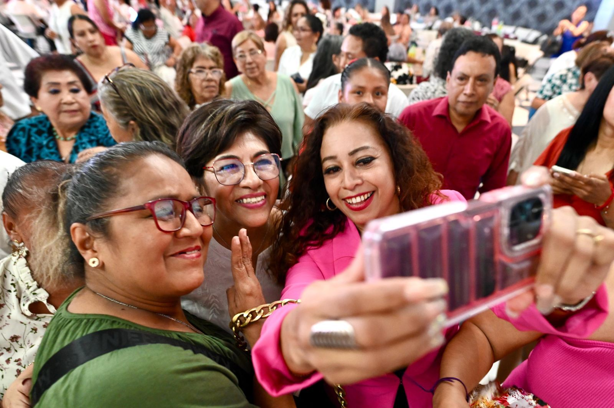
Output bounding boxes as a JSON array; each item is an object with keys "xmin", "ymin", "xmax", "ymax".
[
  {"xmin": 229, "ymin": 74, "xmax": 304, "ymax": 159},
  {"xmin": 31, "ymin": 289, "xmax": 255, "ymax": 407}
]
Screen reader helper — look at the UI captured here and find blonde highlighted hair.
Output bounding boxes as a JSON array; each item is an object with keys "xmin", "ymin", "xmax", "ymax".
[
  {"xmin": 232, "ymin": 30, "xmax": 265, "ymax": 55},
  {"xmin": 99, "ymin": 68, "xmax": 189, "ymax": 149},
  {"xmin": 175, "ymin": 44, "xmax": 226, "ymax": 109}
]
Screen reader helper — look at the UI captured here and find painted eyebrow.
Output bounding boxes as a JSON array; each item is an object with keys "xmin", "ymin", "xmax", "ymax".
[
  {"xmin": 322, "ymin": 146, "xmax": 373, "ymax": 164},
  {"xmin": 214, "ymin": 150, "xmax": 271, "ymax": 161},
  {"xmin": 44, "ymin": 81, "xmax": 81, "ymax": 86}
]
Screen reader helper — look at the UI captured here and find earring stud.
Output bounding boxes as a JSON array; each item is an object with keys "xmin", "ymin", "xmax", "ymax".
[{"xmin": 88, "ymin": 257, "xmax": 100, "ymax": 268}]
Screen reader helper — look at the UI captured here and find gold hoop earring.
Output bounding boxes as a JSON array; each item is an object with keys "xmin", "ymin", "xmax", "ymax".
[
  {"xmin": 11, "ymin": 240, "xmax": 28, "ymax": 260},
  {"xmin": 326, "ymin": 198, "xmax": 337, "ymax": 211},
  {"xmin": 88, "ymin": 257, "xmax": 100, "ymax": 268}
]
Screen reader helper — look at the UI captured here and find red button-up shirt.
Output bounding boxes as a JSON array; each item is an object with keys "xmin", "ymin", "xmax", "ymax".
[
  {"xmin": 399, "ymin": 97, "xmax": 511, "ymax": 200},
  {"xmin": 195, "ymin": 5, "xmax": 244, "ymax": 79}
]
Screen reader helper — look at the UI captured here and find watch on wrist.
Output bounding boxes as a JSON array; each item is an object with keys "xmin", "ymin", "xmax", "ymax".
[{"xmin": 554, "ymin": 291, "xmax": 596, "ymax": 312}]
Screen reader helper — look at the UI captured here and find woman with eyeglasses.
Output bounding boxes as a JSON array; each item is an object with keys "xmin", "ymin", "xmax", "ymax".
[
  {"xmin": 278, "ymin": 14, "xmax": 323, "ymax": 94},
  {"xmin": 226, "ymin": 31, "xmax": 304, "ymax": 174},
  {"xmin": 176, "ymin": 44, "xmax": 226, "ymax": 110},
  {"xmin": 123, "ymin": 8, "xmax": 183, "ymax": 87},
  {"xmin": 6, "ymin": 55, "xmax": 116, "ymax": 164},
  {"xmin": 21, "ymin": 142, "xmax": 261, "ymax": 407},
  {"xmin": 68, "ymin": 14, "xmax": 147, "ymax": 85},
  {"xmin": 177, "ymin": 99, "xmax": 284, "ymax": 345},
  {"xmin": 99, "ymin": 66, "xmax": 189, "ymax": 149}
]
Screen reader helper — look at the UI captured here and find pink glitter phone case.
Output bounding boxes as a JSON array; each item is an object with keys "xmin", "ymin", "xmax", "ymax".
[{"xmin": 363, "ymin": 186, "xmax": 552, "ymax": 327}]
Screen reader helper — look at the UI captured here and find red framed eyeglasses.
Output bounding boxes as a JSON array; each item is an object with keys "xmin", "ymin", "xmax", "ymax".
[{"xmin": 86, "ymin": 196, "xmax": 216, "ymax": 232}]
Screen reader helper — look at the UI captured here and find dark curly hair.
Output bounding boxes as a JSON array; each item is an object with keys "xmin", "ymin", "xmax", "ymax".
[
  {"xmin": 348, "ymin": 22, "xmax": 389, "ymax": 63},
  {"xmin": 433, "ymin": 27, "xmax": 475, "ymax": 80},
  {"xmin": 24, "ymin": 54, "xmax": 94, "ymax": 98},
  {"xmin": 268, "ymin": 103, "xmax": 443, "ymax": 283}
]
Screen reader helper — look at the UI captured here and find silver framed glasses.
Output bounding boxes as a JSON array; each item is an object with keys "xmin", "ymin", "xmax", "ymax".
[
  {"xmin": 189, "ymin": 68, "xmax": 224, "ymax": 80},
  {"xmin": 235, "ymin": 49, "xmax": 264, "ymax": 62},
  {"xmin": 204, "ymin": 153, "xmax": 281, "ymax": 186}
]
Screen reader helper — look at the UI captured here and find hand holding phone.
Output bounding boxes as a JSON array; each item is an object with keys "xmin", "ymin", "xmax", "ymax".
[
  {"xmin": 550, "ymin": 165, "xmax": 577, "ymax": 177},
  {"xmin": 363, "ymin": 186, "xmax": 552, "ymax": 327}
]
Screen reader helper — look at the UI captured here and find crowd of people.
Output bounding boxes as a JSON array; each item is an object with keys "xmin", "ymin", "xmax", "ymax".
[{"xmin": 1, "ymin": 0, "xmax": 614, "ymax": 407}]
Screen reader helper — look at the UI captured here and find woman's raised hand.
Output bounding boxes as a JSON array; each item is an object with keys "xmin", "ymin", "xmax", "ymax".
[{"xmin": 280, "ymin": 247, "xmax": 448, "ymax": 385}]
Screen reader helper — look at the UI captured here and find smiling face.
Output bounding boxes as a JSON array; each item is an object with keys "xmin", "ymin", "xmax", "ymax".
[
  {"xmin": 339, "ymin": 66, "xmax": 389, "ymax": 112},
  {"xmin": 32, "ymin": 70, "xmax": 91, "ymax": 130},
  {"xmin": 189, "ymin": 56, "xmax": 222, "ymax": 104},
  {"xmin": 446, "ymin": 51, "xmax": 496, "ymax": 120},
  {"xmin": 92, "ymin": 155, "xmax": 211, "ymax": 299},
  {"xmin": 202, "ymin": 133, "xmax": 279, "ymax": 234},
  {"xmin": 320, "ymin": 120, "xmax": 400, "ymax": 231},
  {"xmin": 71, "ymin": 18, "xmax": 104, "ymax": 56}
]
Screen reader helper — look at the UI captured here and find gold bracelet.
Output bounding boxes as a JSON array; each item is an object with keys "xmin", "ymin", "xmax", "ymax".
[{"xmin": 230, "ymin": 299, "xmax": 301, "ymax": 351}]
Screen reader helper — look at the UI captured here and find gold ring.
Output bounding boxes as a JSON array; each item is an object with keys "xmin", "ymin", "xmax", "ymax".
[{"xmin": 576, "ymin": 228, "xmax": 605, "ymax": 244}]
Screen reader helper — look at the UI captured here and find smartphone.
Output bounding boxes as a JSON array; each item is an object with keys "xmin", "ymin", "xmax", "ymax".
[
  {"xmin": 363, "ymin": 185, "xmax": 552, "ymax": 327},
  {"xmin": 290, "ymin": 73, "xmax": 305, "ymax": 84},
  {"xmin": 550, "ymin": 165, "xmax": 576, "ymax": 176}
]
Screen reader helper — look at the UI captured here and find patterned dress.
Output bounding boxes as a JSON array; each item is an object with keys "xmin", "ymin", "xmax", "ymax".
[
  {"xmin": 0, "ymin": 255, "xmax": 55, "ymax": 399},
  {"xmin": 535, "ymin": 66, "xmax": 580, "ymax": 102},
  {"xmin": 124, "ymin": 27, "xmax": 170, "ymax": 68},
  {"xmin": 5, "ymin": 112, "xmax": 116, "ymax": 164}
]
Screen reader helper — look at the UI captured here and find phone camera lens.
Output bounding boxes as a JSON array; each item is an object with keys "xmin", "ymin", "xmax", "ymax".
[{"xmin": 509, "ymin": 197, "xmax": 544, "ymax": 248}]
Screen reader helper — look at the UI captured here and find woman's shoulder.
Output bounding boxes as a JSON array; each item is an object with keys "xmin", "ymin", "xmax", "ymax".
[{"xmin": 8, "ymin": 115, "xmax": 50, "ymax": 138}]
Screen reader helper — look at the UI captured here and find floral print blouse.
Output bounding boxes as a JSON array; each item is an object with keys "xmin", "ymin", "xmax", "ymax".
[{"xmin": 0, "ymin": 254, "xmax": 55, "ymax": 399}]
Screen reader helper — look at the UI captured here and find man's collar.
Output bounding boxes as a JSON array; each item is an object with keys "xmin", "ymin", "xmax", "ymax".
[
  {"xmin": 433, "ymin": 96, "xmax": 492, "ymax": 126},
  {"xmin": 203, "ymin": 3, "xmax": 223, "ymax": 19}
]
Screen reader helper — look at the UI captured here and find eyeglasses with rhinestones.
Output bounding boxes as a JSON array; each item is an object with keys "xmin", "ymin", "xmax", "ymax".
[
  {"xmin": 189, "ymin": 68, "xmax": 224, "ymax": 80},
  {"xmin": 86, "ymin": 196, "xmax": 216, "ymax": 232},
  {"xmin": 204, "ymin": 153, "xmax": 281, "ymax": 186}
]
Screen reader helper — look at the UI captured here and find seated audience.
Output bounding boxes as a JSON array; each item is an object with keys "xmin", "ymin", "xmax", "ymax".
[
  {"xmin": 408, "ymin": 27, "xmax": 475, "ymax": 105},
  {"xmin": 0, "ymin": 151, "xmax": 23, "ymax": 258},
  {"xmin": 226, "ymin": 31, "xmax": 304, "ymax": 171},
  {"xmin": 6, "ymin": 55, "xmax": 116, "ymax": 164},
  {"xmin": 99, "ymin": 66, "xmax": 189, "ymax": 148},
  {"xmin": 338, "ymin": 58, "xmax": 390, "ymax": 112},
  {"xmin": 28, "ymin": 142, "xmax": 256, "ymax": 407},
  {"xmin": 176, "ymin": 44, "xmax": 225, "ymax": 109},
  {"xmin": 69, "ymin": 14, "xmax": 147, "ymax": 85},
  {"xmin": 534, "ymin": 65, "xmax": 614, "ymax": 227},
  {"xmin": 509, "ymin": 55, "xmax": 614, "ymax": 184},
  {"xmin": 531, "ymin": 41, "xmax": 610, "ymax": 111},
  {"xmin": 304, "ymin": 23, "xmax": 409, "ymax": 127},
  {"xmin": 177, "ymin": 100, "xmax": 284, "ymax": 338},
  {"xmin": 553, "ymin": 4, "xmax": 590, "ymax": 56},
  {"xmin": 0, "ymin": 161, "xmax": 82, "ymax": 398},
  {"xmin": 424, "ymin": 6, "xmax": 439, "ymax": 26},
  {"xmin": 46, "ymin": 0, "xmax": 86, "ymax": 54},
  {"xmin": 278, "ymin": 14, "xmax": 323, "ymax": 93},
  {"xmin": 123, "ymin": 8, "xmax": 183, "ymax": 86},
  {"xmin": 193, "ymin": 0, "xmax": 246, "ymax": 80},
  {"xmin": 400, "ymin": 36, "xmax": 511, "ymax": 200},
  {"xmin": 274, "ymin": 0, "xmax": 308, "ymax": 71},
  {"xmin": 485, "ymin": 34, "xmax": 515, "ymax": 125},
  {"xmin": 422, "ymin": 21, "xmax": 453, "ymax": 78}
]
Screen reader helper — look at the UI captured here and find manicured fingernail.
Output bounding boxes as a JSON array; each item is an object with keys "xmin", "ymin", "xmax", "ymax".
[
  {"xmin": 428, "ymin": 313, "xmax": 447, "ymax": 337},
  {"xmin": 536, "ymin": 284, "xmax": 555, "ymax": 314},
  {"xmin": 430, "ymin": 332, "xmax": 445, "ymax": 348},
  {"xmin": 552, "ymin": 172, "xmax": 560, "ymax": 179},
  {"xmin": 427, "ymin": 279, "xmax": 449, "ymax": 295},
  {"xmin": 505, "ymin": 303, "xmax": 520, "ymax": 319}
]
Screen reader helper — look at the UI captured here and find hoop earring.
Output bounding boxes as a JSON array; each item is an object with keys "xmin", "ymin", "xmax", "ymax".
[
  {"xmin": 88, "ymin": 257, "xmax": 100, "ymax": 268},
  {"xmin": 326, "ymin": 198, "xmax": 337, "ymax": 211},
  {"xmin": 11, "ymin": 240, "xmax": 28, "ymax": 260}
]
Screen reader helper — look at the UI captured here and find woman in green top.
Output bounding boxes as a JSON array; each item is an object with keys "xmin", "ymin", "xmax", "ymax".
[
  {"xmin": 29, "ymin": 142, "xmax": 256, "ymax": 407},
  {"xmin": 225, "ymin": 31, "xmax": 304, "ymax": 173}
]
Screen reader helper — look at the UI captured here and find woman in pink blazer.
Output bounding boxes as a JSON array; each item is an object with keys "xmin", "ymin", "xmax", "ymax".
[{"xmin": 248, "ymin": 104, "xmax": 614, "ymax": 408}]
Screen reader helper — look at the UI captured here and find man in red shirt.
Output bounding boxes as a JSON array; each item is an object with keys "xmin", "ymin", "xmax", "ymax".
[
  {"xmin": 399, "ymin": 36, "xmax": 511, "ymax": 200},
  {"xmin": 193, "ymin": 0, "xmax": 244, "ymax": 79}
]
